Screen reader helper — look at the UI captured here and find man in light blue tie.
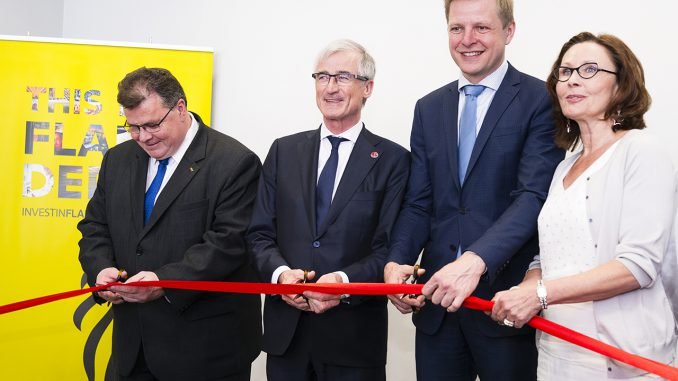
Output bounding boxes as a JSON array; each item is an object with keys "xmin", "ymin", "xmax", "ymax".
[
  {"xmin": 385, "ymin": 0, "xmax": 564, "ymax": 379},
  {"xmin": 247, "ymin": 39, "xmax": 409, "ymax": 381},
  {"xmin": 78, "ymin": 67, "xmax": 262, "ymax": 380}
]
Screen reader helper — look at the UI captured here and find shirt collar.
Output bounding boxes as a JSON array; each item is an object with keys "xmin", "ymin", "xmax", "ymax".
[
  {"xmin": 458, "ymin": 60, "xmax": 508, "ymax": 93},
  {"xmin": 319, "ymin": 121, "xmax": 363, "ymax": 143},
  {"xmin": 150, "ymin": 112, "xmax": 199, "ymax": 166}
]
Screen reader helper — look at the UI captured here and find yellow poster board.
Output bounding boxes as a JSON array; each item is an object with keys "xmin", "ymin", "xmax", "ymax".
[{"xmin": 0, "ymin": 36, "xmax": 213, "ymax": 380}]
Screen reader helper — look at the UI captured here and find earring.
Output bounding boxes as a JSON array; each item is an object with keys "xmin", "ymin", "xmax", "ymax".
[
  {"xmin": 566, "ymin": 119, "xmax": 571, "ymax": 134},
  {"xmin": 612, "ymin": 110, "xmax": 623, "ymax": 128}
]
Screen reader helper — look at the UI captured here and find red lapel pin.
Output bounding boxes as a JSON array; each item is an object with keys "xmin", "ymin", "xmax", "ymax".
[{"xmin": 370, "ymin": 151, "xmax": 379, "ymax": 159}]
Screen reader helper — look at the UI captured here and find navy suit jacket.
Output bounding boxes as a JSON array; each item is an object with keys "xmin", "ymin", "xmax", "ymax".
[
  {"xmin": 388, "ymin": 64, "xmax": 564, "ymax": 336},
  {"xmin": 78, "ymin": 114, "xmax": 262, "ymax": 379},
  {"xmin": 247, "ymin": 126, "xmax": 409, "ymax": 367}
]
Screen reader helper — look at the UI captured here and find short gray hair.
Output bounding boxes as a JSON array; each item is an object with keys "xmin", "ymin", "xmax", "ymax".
[{"xmin": 315, "ymin": 39, "xmax": 376, "ymax": 80}]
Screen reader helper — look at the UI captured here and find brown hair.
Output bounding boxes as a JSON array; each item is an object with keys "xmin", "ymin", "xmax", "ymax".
[
  {"xmin": 546, "ymin": 32, "xmax": 651, "ymax": 150},
  {"xmin": 117, "ymin": 67, "xmax": 187, "ymax": 109},
  {"xmin": 444, "ymin": 0, "xmax": 514, "ymax": 27}
]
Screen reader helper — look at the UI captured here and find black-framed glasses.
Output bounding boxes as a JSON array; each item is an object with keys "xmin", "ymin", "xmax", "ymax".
[
  {"xmin": 124, "ymin": 104, "xmax": 175, "ymax": 134},
  {"xmin": 553, "ymin": 62, "xmax": 617, "ymax": 82},
  {"xmin": 311, "ymin": 71, "xmax": 369, "ymax": 85}
]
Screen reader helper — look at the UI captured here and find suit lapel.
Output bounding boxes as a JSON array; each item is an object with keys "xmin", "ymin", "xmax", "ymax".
[
  {"xmin": 298, "ymin": 128, "xmax": 321, "ymax": 236},
  {"xmin": 317, "ymin": 126, "xmax": 381, "ymax": 237},
  {"xmin": 131, "ymin": 148, "xmax": 148, "ymax": 235},
  {"xmin": 442, "ymin": 83, "xmax": 462, "ymax": 189},
  {"xmin": 466, "ymin": 64, "xmax": 520, "ymax": 179},
  {"xmin": 140, "ymin": 125, "xmax": 206, "ymax": 237}
]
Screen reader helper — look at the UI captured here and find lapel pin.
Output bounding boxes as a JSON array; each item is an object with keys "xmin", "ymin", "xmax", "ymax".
[
  {"xmin": 370, "ymin": 151, "xmax": 379, "ymax": 159},
  {"xmin": 189, "ymin": 167, "xmax": 194, "ymax": 172}
]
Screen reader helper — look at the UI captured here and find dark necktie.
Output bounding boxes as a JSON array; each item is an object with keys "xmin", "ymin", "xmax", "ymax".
[
  {"xmin": 144, "ymin": 158, "xmax": 170, "ymax": 225},
  {"xmin": 316, "ymin": 136, "xmax": 347, "ymax": 231},
  {"xmin": 458, "ymin": 84, "xmax": 485, "ymax": 184}
]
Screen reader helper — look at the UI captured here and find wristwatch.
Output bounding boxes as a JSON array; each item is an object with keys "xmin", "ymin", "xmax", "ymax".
[{"xmin": 536, "ymin": 279, "xmax": 548, "ymax": 310}]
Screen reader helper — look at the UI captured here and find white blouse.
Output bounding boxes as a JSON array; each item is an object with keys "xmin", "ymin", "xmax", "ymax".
[{"xmin": 536, "ymin": 142, "xmax": 619, "ymax": 380}]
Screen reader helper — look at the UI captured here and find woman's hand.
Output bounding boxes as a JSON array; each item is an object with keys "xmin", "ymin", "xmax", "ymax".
[{"xmin": 490, "ymin": 285, "xmax": 543, "ymax": 328}]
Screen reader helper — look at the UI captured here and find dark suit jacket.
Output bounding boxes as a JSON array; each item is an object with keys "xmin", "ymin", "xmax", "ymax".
[
  {"xmin": 388, "ymin": 64, "xmax": 564, "ymax": 337},
  {"xmin": 247, "ymin": 126, "xmax": 409, "ymax": 367},
  {"xmin": 78, "ymin": 114, "xmax": 262, "ymax": 380}
]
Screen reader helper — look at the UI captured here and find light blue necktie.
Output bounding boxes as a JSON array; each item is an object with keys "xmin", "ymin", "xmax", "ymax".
[
  {"xmin": 316, "ymin": 136, "xmax": 347, "ymax": 231},
  {"xmin": 458, "ymin": 85, "xmax": 485, "ymax": 184},
  {"xmin": 144, "ymin": 158, "xmax": 170, "ymax": 225}
]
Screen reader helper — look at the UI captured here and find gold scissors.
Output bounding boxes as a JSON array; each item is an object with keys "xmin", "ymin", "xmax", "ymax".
[
  {"xmin": 294, "ymin": 269, "xmax": 311, "ymax": 304},
  {"xmin": 116, "ymin": 268, "xmax": 126, "ymax": 282},
  {"xmin": 399, "ymin": 264, "xmax": 421, "ymax": 313},
  {"xmin": 410, "ymin": 264, "xmax": 421, "ymax": 293}
]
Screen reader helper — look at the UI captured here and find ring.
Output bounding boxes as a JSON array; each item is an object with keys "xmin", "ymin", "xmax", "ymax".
[{"xmin": 503, "ymin": 318, "xmax": 515, "ymax": 327}]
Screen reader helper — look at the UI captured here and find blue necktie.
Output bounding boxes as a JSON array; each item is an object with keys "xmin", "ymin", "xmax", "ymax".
[
  {"xmin": 458, "ymin": 85, "xmax": 485, "ymax": 184},
  {"xmin": 316, "ymin": 136, "xmax": 347, "ymax": 231},
  {"xmin": 144, "ymin": 158, "xmax": 170, "ymax": 225}
]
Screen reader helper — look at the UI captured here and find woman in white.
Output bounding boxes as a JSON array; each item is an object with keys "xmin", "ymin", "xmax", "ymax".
[{"xmin": 490, "ymin": 32, "xmax": 677, "ymax": 380}]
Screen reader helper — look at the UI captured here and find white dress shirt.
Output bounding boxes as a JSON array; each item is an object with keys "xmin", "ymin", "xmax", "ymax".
[
  {"xmin": 270, "ymin": 121, "xmax": 364, "ymax": 285},
  {"xmin": 316, "ymin": 121, "xmax": 363, "ymax": 199},
  {"xmin": 457, "ymin": 60, "xmax": 508, "ymax": 141},
  {"xmin": 145, "ymin": 112, "xmax": 199, "ymax": 199}
]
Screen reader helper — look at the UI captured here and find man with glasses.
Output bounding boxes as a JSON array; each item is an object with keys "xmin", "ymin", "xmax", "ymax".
[
  {"xmin": 384, "ymin": 0, "xmax": 564, "ymax": 379},
  {"xmin": 78, "ymin": 67, "xmax": 262, "ymax": 380},
  {"xmin": 247, "ymin": 39, "xmax": 409, "ymax": 381}
]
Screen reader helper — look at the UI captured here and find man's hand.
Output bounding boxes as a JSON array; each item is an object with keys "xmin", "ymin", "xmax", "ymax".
[
  {"xmin": 303, "ymin": 273, "xmax": 342, "ymax": 314},
  {"xmin": 384, "ymin": 262, "xmax": 426, "ymax": 314},
  {"xmin": 278, "ymin": 269, "xmax": 315, "ymax": 312},
  {"xmin": 422, "ymin": 252, "xmax": 486, "ymax": 312},
  {"xmin": 109, "ymin": 271, "xmax": 164, "ymax": 303},
  {"xmin": 95, "ymin": 267, "xmax": 127, "ymax": 304}
]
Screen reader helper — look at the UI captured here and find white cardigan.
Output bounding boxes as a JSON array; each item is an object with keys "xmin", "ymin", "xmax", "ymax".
[{"xmin": 531, "ymin": 129, "xmax": 677, "ymax": 378}]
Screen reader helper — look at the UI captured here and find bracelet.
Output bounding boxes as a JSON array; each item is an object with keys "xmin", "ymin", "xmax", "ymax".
[{"xmin": 536, "ymin": 279, "xmax": 548, "ymax": 310}]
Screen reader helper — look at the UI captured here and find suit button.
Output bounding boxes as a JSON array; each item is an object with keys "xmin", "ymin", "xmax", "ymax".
[
  {"xmin": 449, "ymin": 244, "xmax": 457, "ymax": 252},
  {"xmin": 459, "ymin": 207, "xmax": 466, "ymax": 215},
  {"xmin": 137, "ymin": 251, "xmax": 143, "ymax": 256},
  {"xmin": 312, "ymin": 241, "xmax": 320, "ymax": 248}
]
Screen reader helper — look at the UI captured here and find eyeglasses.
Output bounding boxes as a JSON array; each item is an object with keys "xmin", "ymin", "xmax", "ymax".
[
  {"xmin": 124, "ymin": 104, "xmax": 175, "ymax": 134},
  {"xmin": 553, "ymin": 62, "xmax": 617, "ymax": 82},
  {"xmin": 311, "ymin": 72, "xmax": 369, "ymax": 86}
]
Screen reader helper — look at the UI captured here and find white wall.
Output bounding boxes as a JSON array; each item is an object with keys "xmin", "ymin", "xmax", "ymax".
[
  {"xmin": 0, "ymin": 0, "xmax": 64, "ymax": 37},
  {"xmin": 58, "ymin": 0, "xmax": 678, "ymax": 164},
  {"xmin": 3, "ymin": 1, "xmax": 677, "ymax": 380}
]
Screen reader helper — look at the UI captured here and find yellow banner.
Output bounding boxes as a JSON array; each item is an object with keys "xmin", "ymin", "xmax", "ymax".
[{"xmin": 0, "ymin": 36, "xmax": 213, "ymax": 380}]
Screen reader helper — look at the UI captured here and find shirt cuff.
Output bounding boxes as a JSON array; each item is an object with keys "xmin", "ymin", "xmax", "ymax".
[
  {"xmin": 272, "ymin": 265, "xmax": 291, "ymax": 284},
  {"xmin": 334, "ymin": 271, "xmax": 350, "ymax": 299},
  {"xmin": 335, "ymin": 271, "xmax": 349, "ymax": 284}
]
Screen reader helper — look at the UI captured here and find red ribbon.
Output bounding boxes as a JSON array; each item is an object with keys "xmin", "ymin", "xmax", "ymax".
[{"xmin": 1, "ymin": 281, "xmax": 676, "ymax": 380}]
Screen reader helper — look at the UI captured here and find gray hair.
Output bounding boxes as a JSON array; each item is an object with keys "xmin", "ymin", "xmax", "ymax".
[{"xmin": 315, "ymin": 39, "xmax": 376, "ymax": 80}]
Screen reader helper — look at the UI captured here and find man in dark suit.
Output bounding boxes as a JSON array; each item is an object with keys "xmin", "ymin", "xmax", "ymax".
[
  {"xmin": 247, "ymin": 39, "xmax": 409, "ymax": 381},
  {"xmin": 78, "ymin": 67, "xmax": 262, "ymax": 381},
  {"xmin": 385, "ymin": 0, "xmax": 564, "ymax": 380}
]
